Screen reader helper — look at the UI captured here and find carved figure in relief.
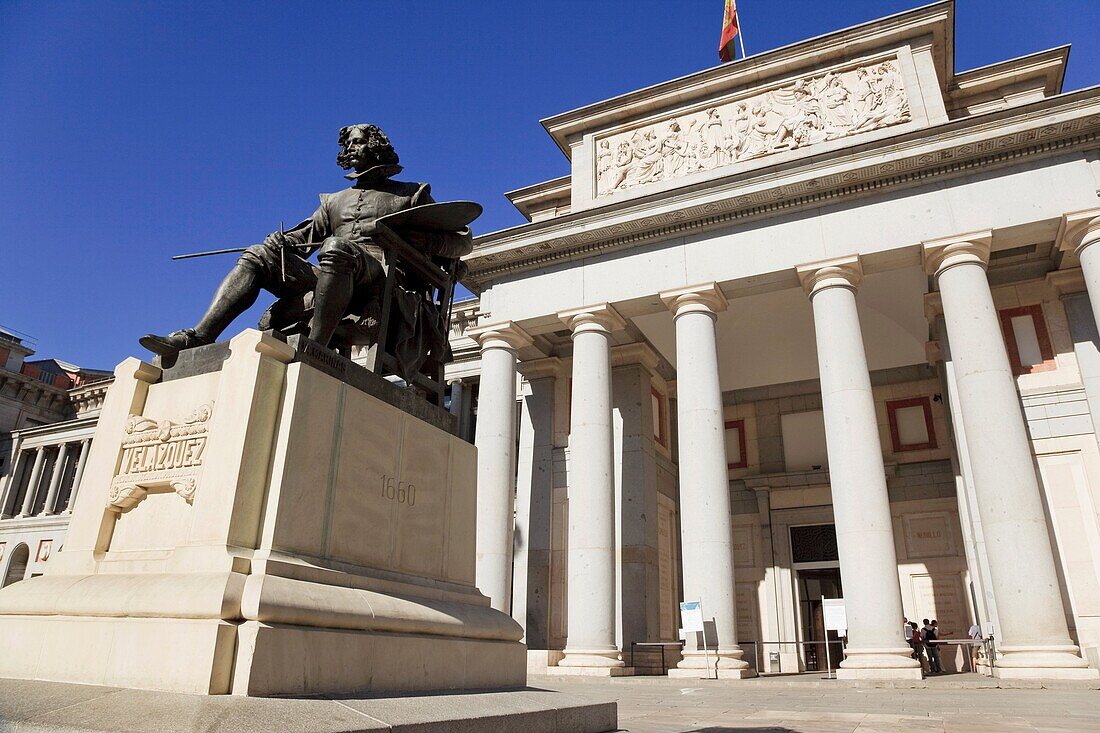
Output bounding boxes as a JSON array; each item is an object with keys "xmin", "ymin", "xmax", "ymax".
[
  {"xmin": 608, "ymin": 140, "xmax": 635, "ymax": 190},
  {"xmin": 659, "ymin": 121, "xmax": 688, "ymax": 178},
  {"xmin": 854, "ymin": 61, "xmax": 908, "ymax": 131},
  {"xmin": 594, "ymin": 59, "xmax": 911, "ymax": 197},
  {"xmin": 742, "ymin": 102, "xmax": 772, "ymax": 158},
  {"xmin": 596, "ymin": 140, "xmax": 614, "ymax": 191},
  {"xmin": 730, "ymin": 102, "xmax": 752, "ymax": 157},
  {"xmin": 703, "ymin": 108, "xmax": 726, "ymax": 165},
  {"xmin": 627, "ymin": 128, "xmax": 664, "ymax": 186},
  {"xmin": 820, "ymin": 74, "xmax": 854, "ymax": 135}
]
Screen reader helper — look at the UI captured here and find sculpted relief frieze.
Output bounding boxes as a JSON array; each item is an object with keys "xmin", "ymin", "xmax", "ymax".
[
  {"xmin": 595, "ymin": 59, "xmax": 911, "ymax": 198},
  {"xmin": 108, "ymin": 403, "xmax": 213, "ymax": 513}
]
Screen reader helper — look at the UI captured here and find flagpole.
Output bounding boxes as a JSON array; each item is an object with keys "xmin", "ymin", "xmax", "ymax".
[{"xmin": 736, "ymin": 1, "xmax": 747, "ymax": 59}]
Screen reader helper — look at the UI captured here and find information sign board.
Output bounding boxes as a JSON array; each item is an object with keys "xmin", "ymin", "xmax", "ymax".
[{"xmin": 680, "ymin": 601, "xmax": 704, "ymax": 632}]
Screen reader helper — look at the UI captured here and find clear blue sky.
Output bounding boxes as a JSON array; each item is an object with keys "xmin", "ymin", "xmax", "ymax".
[{"xmin": 3, "ymin": 1, "xmax": 1098, "ymax": 371}]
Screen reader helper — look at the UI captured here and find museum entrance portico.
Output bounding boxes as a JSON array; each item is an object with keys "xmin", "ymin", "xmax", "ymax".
[
  {"xmin": 463, "ymin": 223, "xmax": 1100, "ymax": 681},
  {"xmin": 452, "ymin": 2, "xmax": 1100, "ymax": 682}
]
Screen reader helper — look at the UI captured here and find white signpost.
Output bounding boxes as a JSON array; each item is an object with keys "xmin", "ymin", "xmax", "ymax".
[
  {"xmin": 821, "ymin": 597, "xmax": 846, "ymax": 679},
  {"xmin": 679, "ymin": 600, "xmax": 713, "ymax": 679}
]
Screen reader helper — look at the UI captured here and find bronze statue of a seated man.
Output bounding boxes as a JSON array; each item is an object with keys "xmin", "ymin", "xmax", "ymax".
[{"xmin": 141, "ymin": 123, "xmax": 469, "ymax": 361}]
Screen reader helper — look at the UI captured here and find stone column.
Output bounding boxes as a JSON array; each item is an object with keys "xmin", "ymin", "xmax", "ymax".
[
  {"xmin": 556, "ymin": 303, "xmax": 628, "ymax": 672},
  {"xmin": 660, "ymin": 284, "xmax": 751, "ymax": 678},
  {"xmin": 63, "ymin": 438, "xmax": 92, "ymax": 515},
  {"xmin": 0, "ymin": 435, "xmax": 26, "ymax": 518},
  {"xmin": 448, "ymin": 378, "xmax": 465, "ymax": 418},
  {"xmin": 512, "ymin": 360, "xmax": 560, "ymax": 647},
  {"xmin": 796, "ymin": 256, "xmax": 921, "ymax": 679},
  {"xmin": 19, "ymin": 447, "xmax": 47, "ymax": 518},
  {"xmin": 923, "ymin": 232, "xmax": 1097, "ymax": 679},
  {"xmin": 468, "ymin": 322, "xmax": 533, "ymax": 613},
  {"xmin": 41, "ymin": 442, "xmax": 71, "ymax": 515},
  {"xmin": 933, "ymin": 316, "xmax": 1000, "ymax": 637},
  {"xmin": 1058, "ymin": 210, "xmax": 1100, "ymax": 330}
]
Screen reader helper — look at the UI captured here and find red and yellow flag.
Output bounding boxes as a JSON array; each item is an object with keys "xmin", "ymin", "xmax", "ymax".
[{"xmin": 719, "ymin": 0, "xmax": 740, "ymax": 62}]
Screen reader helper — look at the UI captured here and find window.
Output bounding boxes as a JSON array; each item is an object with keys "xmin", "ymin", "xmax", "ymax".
[
  {"xmin": 651, "ymin": 387, "xmax": 668, "ymax": 448},
  {"xmin": 781, "ymin": 410, "xmax": 828, "ymax": 471},
  {"xmin": 886, "ymin": 397, "xmax": 936, "ymax": 452},
  {"xmin": 725, "ymin": 419, "xmax": 747, "ymax": 469},
  {"xmin": 998, "ymin": 305, "xmax": 1055, "ymax": 375}
]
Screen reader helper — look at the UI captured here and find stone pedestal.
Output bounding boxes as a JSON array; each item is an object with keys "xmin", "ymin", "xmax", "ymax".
[{"xmin": 0, "ymin": 330, "xmax": 526, "ymax": 696}]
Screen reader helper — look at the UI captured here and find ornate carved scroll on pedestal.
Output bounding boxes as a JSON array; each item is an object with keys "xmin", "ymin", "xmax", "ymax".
[
  {"xmin": 595, "ymin": 59, "xmax": 911, "ymax": 198},
  {"xmin": 108, "ymin": 403, "xmax": 213, "ymax": 513}
]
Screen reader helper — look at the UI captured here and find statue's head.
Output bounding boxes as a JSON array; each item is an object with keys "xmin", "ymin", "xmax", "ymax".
[{"xmin": 337, "ymin": 124, "xmax": 399, "ymax": 172}]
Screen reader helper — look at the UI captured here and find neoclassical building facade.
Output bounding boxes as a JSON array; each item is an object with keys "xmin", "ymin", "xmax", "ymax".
[{"xmin": 448, "ymin": 2, "xmax": 1100, "ymax": 679}]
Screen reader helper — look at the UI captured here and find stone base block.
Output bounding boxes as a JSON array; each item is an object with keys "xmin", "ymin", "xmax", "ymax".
[
  {"xmin": 992, "ymin": 666, "xmax": 1100, "ymax": 680},
  {"xmin": 0, "ymin": 678, "xmax": 617, "ymax": 733},
  {"xmin": 836, "ymin": 667, "xmax": 925, "ymax": 680},
  {"xmin": 546, "ymin": 666, "xmax": 636, "ymax": 677},
  {"xmin": 0, "ymin": 614, "xmax": 236, "ymax": 695},
  {"xmin": 667, "ymin": 667, "xmax": 756, "ymax": 680},
  {"xmin": 232, "ymin": 620, "xmax": 526, "ymax": 696},
  {"xmin": 0, "ymin": 614, "xmax": 527, "ymax": 696}
]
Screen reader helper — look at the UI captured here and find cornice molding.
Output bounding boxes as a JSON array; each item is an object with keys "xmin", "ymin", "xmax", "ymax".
[{"xmin": 467, "ymin": 92, "xmax": 1100, "ymax": 290}]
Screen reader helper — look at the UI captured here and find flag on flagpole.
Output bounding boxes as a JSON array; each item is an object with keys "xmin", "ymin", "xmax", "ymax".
[{"xmin": 719, "ymin": 0, "xmax": 740, "ymax": 62}]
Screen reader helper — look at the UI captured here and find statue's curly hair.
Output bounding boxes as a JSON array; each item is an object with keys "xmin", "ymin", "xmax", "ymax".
[{"xmin": 336, "ymin": 124, "xmax": 399, "ymax": 170}]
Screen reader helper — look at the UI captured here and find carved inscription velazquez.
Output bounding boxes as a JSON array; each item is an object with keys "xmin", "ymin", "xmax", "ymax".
[
  {"xmin": 596, "ymin": 58, "xmax": 911, "ymax": 197},
  {"xmin": 108, "ymin": 403, "xmax": 213, "ymax": 513}
]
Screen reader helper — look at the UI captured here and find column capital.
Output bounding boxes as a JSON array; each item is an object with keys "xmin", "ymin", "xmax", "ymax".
[
  {"xmin": 468, "ymin": 321, "xmax": 534, "ymax": 353},
  {"xmin": 517, "ymin": 356, "xmax": 565, "ymax": 381},
  {"xmin": 921, "ymin": 230, "xmax": 991, "ymax": 277},
  {"xmin": 611, "ymin": 342, "xmax": 662, "ymax": 372},
  {"xmin": 1046, "ymin": 268, "xmax": 1087, "ymax": 297},
  {"xmin": 796, "ymin": 255, "xmax": 863, "ymax": 296},
  {"xmin": 557, "ymin": 303, "xmax": 626, "ymax": 337},
  {"xmin": 659, "ymin": 283, "xmax": 728, "ymax": 317},
  {"xmin": 1055, "ymin": 208, "xmax": 1100, "ymax": 256}
]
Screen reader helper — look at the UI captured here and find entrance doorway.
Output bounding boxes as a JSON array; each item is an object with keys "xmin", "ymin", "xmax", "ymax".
[{"xmin": 797, "ymin": 568, "xmax": 844, "ymax": 672}]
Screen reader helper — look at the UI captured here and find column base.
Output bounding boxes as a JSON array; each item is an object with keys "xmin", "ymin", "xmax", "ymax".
[
  {"xmin": 836, "ymin": 646, "xmax": 922, "ymax": 680},
  {"xmin": 992, "ymin": 644, "xmax": 1100, "ymax": 679},
  {"xmin": 992, "ymin": 666, "xmax": 1099, "ymax": 680},
  {"xmin": 557, "ymin": 649, "xmax": 625, "ymax": 669},
  {"xmin": 546, "ymin": 666, "xmax": 636, "ymax": 677},
  {"xmin": 667, "ymin": 668, "xmax": 756, "ymax": 680},
  {"xmin": 836, "ymin": 667, "xmax": 924, "ymax": 680}
]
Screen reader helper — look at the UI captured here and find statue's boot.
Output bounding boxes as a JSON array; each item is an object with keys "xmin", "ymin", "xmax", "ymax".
[
  {"xmin": 308, "ymin": 270, "xmax": 354, "ymax": 348},
  {"xmin": 140, "ymin": 264, "xmax": 261, "ymax": 358}
]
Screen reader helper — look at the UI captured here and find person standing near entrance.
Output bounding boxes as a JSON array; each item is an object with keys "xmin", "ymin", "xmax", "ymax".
[
  {"xmin": 967, "ymin": 623, "xmax": 984, "ymax": 672},
  {"xmin": 923, "ymin": 619, "xmax": 943, "ymax": 674},
  {"xmin": 910, "ymin": 621, "xmax": 927, "ymax": 673}
]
